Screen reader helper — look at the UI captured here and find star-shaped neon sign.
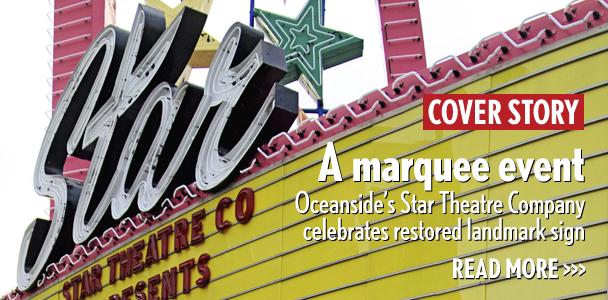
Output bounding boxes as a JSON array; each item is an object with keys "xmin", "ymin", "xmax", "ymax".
[
  {"xmin": 289, "ymin": 24, "xmax": 319, "ymax": 54},
  {"xmin": 255, "ymin": 0, "xmax": 363, "ymax": 101},
  {"xmin": 145, "ymin": 0, "xmax": 219, "ymax": 68}
]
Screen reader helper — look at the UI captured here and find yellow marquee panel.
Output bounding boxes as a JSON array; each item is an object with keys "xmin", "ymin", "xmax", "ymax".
[{"xmin": 31, "ymin": 25, "xmax": 608, "ymax": 300}]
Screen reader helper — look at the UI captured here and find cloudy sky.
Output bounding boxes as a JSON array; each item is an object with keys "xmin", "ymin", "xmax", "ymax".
[{"xmin": 0, "ymin": 0, "xmax": 570, "ymax": 293}]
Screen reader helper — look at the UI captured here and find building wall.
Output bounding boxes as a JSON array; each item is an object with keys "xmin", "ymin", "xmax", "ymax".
[
  {"xmin": 52, "ymin": 0, "xmax": 114, "ymax": 185},
  {"xmin": 32, "ymin": 26, "xmax": 608, "ymax": 300}
]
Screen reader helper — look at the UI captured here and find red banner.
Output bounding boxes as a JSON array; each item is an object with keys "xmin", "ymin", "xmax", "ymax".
[{"xmin": 423, "ymin": 94, "xmax": 584, "ymax": 130}]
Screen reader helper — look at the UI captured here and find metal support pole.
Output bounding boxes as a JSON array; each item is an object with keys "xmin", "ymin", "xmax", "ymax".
[
  {"xmin": 249, "ymin": 0, "xmax": 255, "ymax": 27},
  {"xmin": 321, "ymin": 0, "xmax": 326, "ymax": 25},
  {"xmin": 303, "ymin": 99, "xmax": 328, "ymax": 116}
]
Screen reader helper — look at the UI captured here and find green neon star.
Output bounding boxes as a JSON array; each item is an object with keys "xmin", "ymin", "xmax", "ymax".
[
  {"xmin": 255, "ymin": 0, "xmax": 363, "ymax": 100},
  {"xmin": 289, "ymin": 24, "xmax": 318, "ymax": 54}
]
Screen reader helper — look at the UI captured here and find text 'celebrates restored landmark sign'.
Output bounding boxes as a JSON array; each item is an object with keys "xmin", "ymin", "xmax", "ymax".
[{"xmin": 17, "ymin": 5, "xmax": 297, "ymax": 291}]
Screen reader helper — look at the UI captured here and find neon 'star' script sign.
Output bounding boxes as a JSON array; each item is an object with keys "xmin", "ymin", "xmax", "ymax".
[{"xmin": 18, "ymin": 5, "xmax": 297, "ymax": 291}]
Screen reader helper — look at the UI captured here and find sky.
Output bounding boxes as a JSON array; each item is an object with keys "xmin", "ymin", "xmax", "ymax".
[{"xmin": 0, "ymin": 0, "xmax": 572, "ymax": 293}]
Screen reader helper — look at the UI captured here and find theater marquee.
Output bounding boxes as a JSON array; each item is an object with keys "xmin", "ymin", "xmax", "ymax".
[
  {"xmin": 5, "ymin": 0, "xmax": 608, "ymax": 299},
  {"xmin": 18, "ymin": 5, "xmax": 296, "ymax": 293}
]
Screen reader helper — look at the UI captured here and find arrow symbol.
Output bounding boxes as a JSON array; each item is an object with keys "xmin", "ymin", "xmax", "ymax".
[
  {"xmin": 571, "ymin": 264, "xmax": 578, "ymax": 276},
  {"xmin": 578, "ymin": 264, "xmax": 586, "ymax": 276},
  {"xmin": 563, "ymin": 264, "xmax": 570, "ymax": 275}
]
